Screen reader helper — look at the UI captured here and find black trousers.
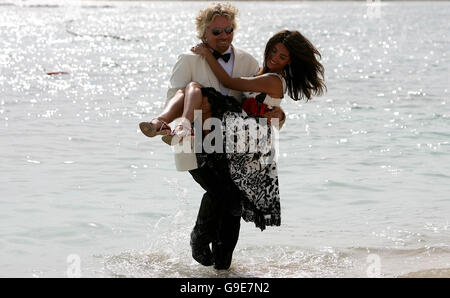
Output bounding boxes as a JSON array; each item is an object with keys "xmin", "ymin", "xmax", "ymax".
[{"xmin": 189, "ymin": 158, "xmax": 242, "ymax": 256}]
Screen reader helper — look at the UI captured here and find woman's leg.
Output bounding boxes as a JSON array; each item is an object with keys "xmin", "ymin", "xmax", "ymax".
[
  {"xmin": 177, "ymin": 82, "xmax": 210, "ymax": 131},
  {"xmin": 158, "ymin": 88, "xmax": 185, "ymax": 123},
  {"xmin": 162, "ymin": 82, "xmax": 211, "ymax": 144},
  {"xmin": 160, "ymin": 84, "xmax": 211, "ymax": 125},
  {"xmin": 181, "ymin": 82, "xmax": 207, "ymax": 124},
  {"xmin": 140, "ymin": 89, "xmax": 185, "ymax": 137}
]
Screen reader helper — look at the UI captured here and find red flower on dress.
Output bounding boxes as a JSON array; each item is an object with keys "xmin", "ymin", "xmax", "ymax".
[{"xmin": 242, "ymin": 97, "xmax": 268, "ymax": 117}]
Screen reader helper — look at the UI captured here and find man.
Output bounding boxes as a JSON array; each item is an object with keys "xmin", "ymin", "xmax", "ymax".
[{"xmin": 164, "ymin": 3, "xmax": 284, "ymax": 270}]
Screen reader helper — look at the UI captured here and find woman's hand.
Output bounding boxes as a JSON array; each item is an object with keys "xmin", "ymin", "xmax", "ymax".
[
  {"xmin": 262, "ymin": 107, "xmax": 286, "ymax": 128},
  {"xmin": 191, "ymin": 43, "xmax": 210, "ymax": 57}
]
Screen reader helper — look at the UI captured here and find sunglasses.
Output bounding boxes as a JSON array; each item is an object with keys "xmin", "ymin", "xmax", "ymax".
[{"xmin": 211, "ymin": 26, "xmax": 234, "ymax": 36}]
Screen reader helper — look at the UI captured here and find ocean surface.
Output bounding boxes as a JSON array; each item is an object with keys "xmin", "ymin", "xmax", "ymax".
[{"xmin": 0, "ymin": 0, "xmax": 449, "ymax": 278}]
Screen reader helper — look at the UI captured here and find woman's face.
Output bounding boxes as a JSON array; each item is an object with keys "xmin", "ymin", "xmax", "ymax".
[{"xmin": 266, "ymin": 42, "xmax": 291, "ymax": 72}]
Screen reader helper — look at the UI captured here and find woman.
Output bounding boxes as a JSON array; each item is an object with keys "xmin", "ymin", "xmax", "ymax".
[{"xmin": 141, "ymin": 30, "xmax": 325, "ymax": 230}]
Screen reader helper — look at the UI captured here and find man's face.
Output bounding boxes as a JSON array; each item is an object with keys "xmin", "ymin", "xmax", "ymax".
[{"xmin": 204, "ymin": 16, "xmax": 234, "ymax": 54}]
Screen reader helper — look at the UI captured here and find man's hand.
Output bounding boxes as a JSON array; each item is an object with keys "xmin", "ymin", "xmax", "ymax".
[{"xmin": 262, "ymin": 106, "xmax": 286, "ymax": 129}]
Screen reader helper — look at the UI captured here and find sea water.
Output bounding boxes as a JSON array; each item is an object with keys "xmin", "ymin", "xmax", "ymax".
[{"xmin": 0, "ymin": 0, "xmax": 449, "ymax": 277}]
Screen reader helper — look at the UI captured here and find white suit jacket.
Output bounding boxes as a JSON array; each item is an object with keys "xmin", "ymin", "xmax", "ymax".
[
  {"xmin": 167, "ymin": 45, "xmax": 260, "ymax": 103},
  {"xmin": 167, "ymin": 46, "xmax": 260, "ymax": 171}
]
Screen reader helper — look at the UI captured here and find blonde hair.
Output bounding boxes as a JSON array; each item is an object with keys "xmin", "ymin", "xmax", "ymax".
[{"xmin": 195, "ymin": 2, "xmax": 239, "ymax": 42}]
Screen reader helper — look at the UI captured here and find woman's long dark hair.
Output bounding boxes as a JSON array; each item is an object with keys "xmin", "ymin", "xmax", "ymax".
[{"xmin": 261, "ymin": 30, "xmax": 326, "ymax": 101}]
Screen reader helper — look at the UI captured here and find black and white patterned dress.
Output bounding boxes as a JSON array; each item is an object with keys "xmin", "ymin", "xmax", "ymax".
[{"xmin": 198, "ymin": 73, "xmax": 286, "ymax": 231}]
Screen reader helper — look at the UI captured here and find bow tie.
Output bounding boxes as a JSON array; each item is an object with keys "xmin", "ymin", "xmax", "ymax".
[{"xmin": 212, "ymin": 50, "xmax": 231, "ymax": 63}]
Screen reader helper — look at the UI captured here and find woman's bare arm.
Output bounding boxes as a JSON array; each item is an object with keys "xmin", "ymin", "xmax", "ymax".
[{"xmin": 191, "ymin": 44, "xmax": 283, "ymax": 98}]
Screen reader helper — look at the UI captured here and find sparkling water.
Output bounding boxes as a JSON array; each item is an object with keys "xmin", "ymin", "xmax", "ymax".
[{"xmin": 0, "ymin": 0, "xmax": 449, "ymax": 277}]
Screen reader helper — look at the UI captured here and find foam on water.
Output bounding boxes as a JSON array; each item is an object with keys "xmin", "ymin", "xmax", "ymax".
[{"xmin": 101, "ymin": 213, "xmax": 450, "ymax": 278}]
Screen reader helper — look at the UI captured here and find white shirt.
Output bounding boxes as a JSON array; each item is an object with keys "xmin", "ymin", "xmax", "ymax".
[{"xmin": 216, "ymin": 47, "xmax": 234, "ymax": 95}]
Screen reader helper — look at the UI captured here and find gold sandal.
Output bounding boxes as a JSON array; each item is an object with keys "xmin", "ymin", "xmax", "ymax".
[
  {"xmin": 161, "ymin": 123, "xmax": 193, "ymax": 146},
  {"xmin": 139, "ymin": 117, "xmax": 171, "ymax": 138}
]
